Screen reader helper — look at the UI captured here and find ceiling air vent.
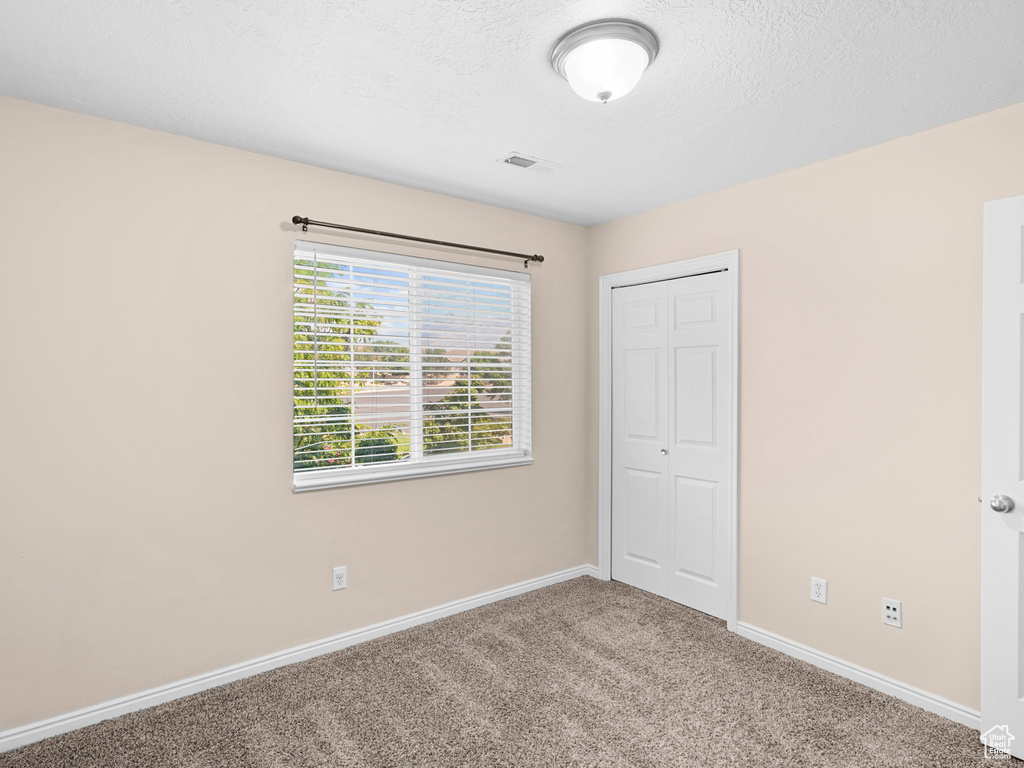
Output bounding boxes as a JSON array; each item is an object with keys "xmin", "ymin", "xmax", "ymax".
[
  {"xmin": 497, "ymin": 152, "xmax": 564, "ymax": 175},
  {"xmin": 503, "ymin": 154, "xmax": 537, "ymax": 169}
]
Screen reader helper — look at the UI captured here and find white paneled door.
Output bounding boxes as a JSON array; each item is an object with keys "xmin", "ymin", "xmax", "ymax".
[
  {"xmin": 982, "ymin": 194, "xmax": 1024, "ymax": 758},
  {"xmin": 611, "ymin": 270, "xmax": 733, "ymax": 619}
]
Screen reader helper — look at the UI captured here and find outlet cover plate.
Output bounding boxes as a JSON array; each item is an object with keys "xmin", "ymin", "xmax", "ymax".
[
  {"xmin": 332, "ymin": 566, "xmax": 347, "ymax": 591},
  {"xmin": 811, "ymin": 576, "xmax": 828, "ymax": 604},
  {"xmin": 883, "ymin": 598, "xmax": 902, "ymax": 627}
]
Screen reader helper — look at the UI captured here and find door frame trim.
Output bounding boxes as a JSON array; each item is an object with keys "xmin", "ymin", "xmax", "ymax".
[{"xmin": 598, "ymin": 250, "xmax": 740, "ymax": 631}]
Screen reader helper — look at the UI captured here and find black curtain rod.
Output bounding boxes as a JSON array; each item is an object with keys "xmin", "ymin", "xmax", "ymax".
[{"xmin": 291, "ymin": 216, "xmax": 544, "ymax": 267}]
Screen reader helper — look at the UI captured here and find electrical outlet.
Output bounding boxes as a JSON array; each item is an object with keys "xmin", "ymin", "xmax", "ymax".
[
  {"xmin": 332, "ymin": 566, "xmax": 347, "ymax": 591},
  {"xmin": 811, "ymin": 577, "xmax": 828, "ymax": 604},
  {"xmin": 883, "ymin": 598, "xmax": 902, "ymax": 628}
]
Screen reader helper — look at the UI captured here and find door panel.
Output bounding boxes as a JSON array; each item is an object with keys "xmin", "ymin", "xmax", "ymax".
[
  {"xmin": 674, "ymin": 477, "xmax": 717, "ymax": 583},
  {"xmin": 624, "ymin": 349, "xmax": 661, "ymax": 439},
  {"xmin": 624, "ymin": 469, "xmax": 663, "ymax": 565},
  {"xmin": 612, "ymin": 281, "xmax": 669, "ymax": 596},
  {"xmin": 612, "ymin": 270, "xmax": 732, "ymax": 619},
  {"xmin": 982, "ymin": 195, "xmax": 1024, "ymax": 757},
  {"xmin": 666, "ymin": 272, "xmax": 731, "ymax": 617},
  {"xmin": 674, "ymin": 347, "xmax": 716, "ymax": 444},
  {"xmin": 673, "ymin": 292, "xmax": 717, "ymax": 326},
  {"xmin": 623, "ymin": 300, "xmax": 660, "ymax": 330}
]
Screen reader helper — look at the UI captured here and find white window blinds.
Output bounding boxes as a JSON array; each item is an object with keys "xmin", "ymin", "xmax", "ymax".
[{"xmin": 293, "ymin": 240, "xmax": 532, "ymax": 491}]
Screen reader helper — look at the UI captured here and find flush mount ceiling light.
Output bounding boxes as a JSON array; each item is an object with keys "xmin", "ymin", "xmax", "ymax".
[{"xmin": 551, "ymin": 19, "xmax": 659, "ymax": 104}]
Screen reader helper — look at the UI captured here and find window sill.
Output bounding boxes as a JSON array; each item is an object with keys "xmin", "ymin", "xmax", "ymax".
[{"xmin": 293, "ymin": 454, "xmax": 534, "ymax": 492}]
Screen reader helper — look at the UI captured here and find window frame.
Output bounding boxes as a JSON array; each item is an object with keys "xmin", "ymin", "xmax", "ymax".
[{"xmin": 293, "ymin": 240, "xmax": 533, "ymax": 492}]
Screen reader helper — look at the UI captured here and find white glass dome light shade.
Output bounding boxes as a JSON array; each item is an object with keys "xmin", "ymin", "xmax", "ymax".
[
  {"xmin": 563, "ymin": 38, "xmax": 650, "ymax": 103},
  {"xmin": 551, "ymin": 20, "xmax": 659, "ymax": 104}
]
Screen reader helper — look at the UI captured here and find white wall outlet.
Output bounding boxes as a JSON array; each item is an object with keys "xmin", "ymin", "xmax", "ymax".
[
  {"xmin": 332, "ymin": 566, "xmax": 347, "ymax": 591},
  {"xmin": 811, "ymin": 576, "xmax": 828, "ymax": 604},
  {"xmin": 882, "ymin": 598, "xmax": 902, "ymax": 628}
]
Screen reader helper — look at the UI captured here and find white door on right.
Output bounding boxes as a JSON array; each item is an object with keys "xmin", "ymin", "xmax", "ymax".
[
  {"xmin": 611, "ymin": 270, "xmax": 733, "ymax": 619},
  {"xmin": 982, "ymin": 194, "xmax": 1024, "ymax": 758}
]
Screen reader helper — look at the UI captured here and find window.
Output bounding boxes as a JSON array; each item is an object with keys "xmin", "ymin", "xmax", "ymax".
[{"xmin": 293, "ymin": 240, "xmax": 532, "ymax": 491}]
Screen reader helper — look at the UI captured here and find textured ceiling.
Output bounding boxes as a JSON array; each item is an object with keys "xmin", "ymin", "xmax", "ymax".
[{"xmin": 1, "ymin": 0, "xmax": 1022, "ymax": 226}]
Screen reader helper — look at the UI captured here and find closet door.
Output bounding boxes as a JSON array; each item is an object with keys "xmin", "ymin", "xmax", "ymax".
[
  {"xmin": 611, "ymin": 280, "xmax": 670, "ymax": 596},
  {"xmin": 611, "ymin": 271, "xmax": 732, "ymax": 620},
  {"xmin": 663, "ymin": 271, "xmax": 731, "ymax": 618}
]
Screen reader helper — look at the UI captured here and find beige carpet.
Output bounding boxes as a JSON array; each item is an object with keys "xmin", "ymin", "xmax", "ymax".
[{"xmin": 0, "ymin": 577, "xmax": 997, "ymax": 767}]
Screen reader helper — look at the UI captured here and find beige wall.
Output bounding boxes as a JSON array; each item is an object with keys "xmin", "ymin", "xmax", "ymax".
[
  {"xmin": 4, "ymin": 91, "xmax": 1023, "ymax": 732},
  {"xmin": 586, "ymin": 101, "xmax": 1024, "ymax": 710},
  {"xmin": 0, "ymin": 96, "xmax": 591, "ymax": 730}
]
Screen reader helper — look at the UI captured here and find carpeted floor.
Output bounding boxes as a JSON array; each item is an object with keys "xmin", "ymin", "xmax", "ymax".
[{"xmin": 0, "ymin": 576, "xmax": 999, "ymax": 767}]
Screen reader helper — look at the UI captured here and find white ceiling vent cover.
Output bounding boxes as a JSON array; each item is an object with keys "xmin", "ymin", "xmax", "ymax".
[
  {"xmin": 503, "ymin": 154, "xmax": 537, "ymax": 168},
  {"xmin": 498, "ymin": 152, "xmax": 563, "ymax": 175}
]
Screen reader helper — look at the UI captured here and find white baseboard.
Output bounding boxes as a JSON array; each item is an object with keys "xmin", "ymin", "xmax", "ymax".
[
  {"xmin": 0, "ymin": 564, "xmax": 599, "ymax": 754},
  {"xmin": 735, "ymin": 622, "xmax": 981, "ymax": 730}
]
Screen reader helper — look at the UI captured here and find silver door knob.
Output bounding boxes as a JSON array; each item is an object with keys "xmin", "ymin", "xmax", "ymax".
[
  {"xmin": 660, "ymin": 449, "xmax": 668, "ymax": 455},
  {"xmin": 990, "ymin": 494, "xmax": 1016, "ymax": 513}
]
